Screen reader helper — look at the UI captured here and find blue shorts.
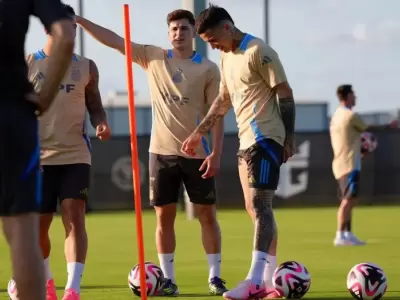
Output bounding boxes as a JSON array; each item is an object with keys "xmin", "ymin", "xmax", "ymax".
[{"xmin": 337, "ymin": 170, "xmax": 360, "ymax": 200}]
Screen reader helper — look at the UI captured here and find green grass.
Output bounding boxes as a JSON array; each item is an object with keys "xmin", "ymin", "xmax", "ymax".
[{"xmin": 1, "ymin": 206, "xmax": 399, "ymax": 299}]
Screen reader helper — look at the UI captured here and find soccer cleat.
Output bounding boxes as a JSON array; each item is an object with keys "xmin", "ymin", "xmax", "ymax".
[
  {"xmin": 209, "ymin": 277, "xmax": 228, "ymax": 295},
  {"xmin": 347, "ymin": 233, "xmax": 366, "ymax": 245},
  {"xmin": 333, "ymin": 237, "xmax": 353, "ymax": 246},
  {"xmin": 222, "ymin": 280, "xmax": 266, "ymax": 300},
  {"xmin": 265, "ymin": 288, "xmax": 282, "ymax": 298},
  {"xmin": 156, "ymin": 278, "xmax": 179, "ymax": 296},
  {"xmin": 62, "ymin": 288, "xmax": 80, "ymax": 300},
  {"xmin": 46, "ymin": 279, "xmax": 58, "ymax": 300}
]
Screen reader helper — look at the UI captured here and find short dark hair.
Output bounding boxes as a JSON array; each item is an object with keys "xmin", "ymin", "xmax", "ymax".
[
  {"xmin": 337, "ymin": 84, "xmax": 354, "ymax": 100},
  {"xmin": 63, "ymin": 4, "xmax": 75, "ymax": 16},
  {"xmin": 195, "ymin": 4, "xmax": 234, "ymax": 34},
  {"xmin": 167, "ymin": 9, "xmax": 195, "ymax": 26}
]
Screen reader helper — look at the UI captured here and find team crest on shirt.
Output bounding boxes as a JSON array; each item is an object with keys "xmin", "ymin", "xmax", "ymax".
[
  {"xmin": 70, "ymin": 66, "xmax": 81, "ymax": 82},
  {"xmin": 172, "ymin": 68, "xmax": 185, "ymax": 83}
]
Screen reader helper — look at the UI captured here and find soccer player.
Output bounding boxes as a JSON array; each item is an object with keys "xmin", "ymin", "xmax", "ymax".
[
  {"xmin": 76, "ymin": 9, "xmax": 227, "ymax": 296},
  {"xmin": 8, "ymin": 4, "xmax": 110, "ymax": 300},
  {"xmin": 330, "ymin": 84, "xmax": 396, "ymax": 247},
  {"xmin": 0, "ymin": 0, "xmax": 75, "ymax": 299},
  {"xmin": 182, "ymin": 5, "xmax": 296, "ymax": 299}
]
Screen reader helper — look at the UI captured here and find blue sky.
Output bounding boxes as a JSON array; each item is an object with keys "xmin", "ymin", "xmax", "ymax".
[{"xmin": 26, "ymin": 0, "xmax": 400, "ymax": 114}]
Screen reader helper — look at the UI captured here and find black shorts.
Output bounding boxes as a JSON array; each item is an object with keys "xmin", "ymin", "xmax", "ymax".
[
  {"xmin": 41, "ymin": 163, "xmax": 91, "ymax": 213},
  {"xmin": 0, "ymin": 103, "xmax": 41, "ymax": 216},
  {"xmin": 149, "ymin": 153, "xmax": 216, "ymax": 207},
  {"xmin": 337, "ymin": 170, "xmax": 360, "ymax": 200},
  {"xmin": 237, "ymin": 139, "xmax": 284, "ymax": 190}
]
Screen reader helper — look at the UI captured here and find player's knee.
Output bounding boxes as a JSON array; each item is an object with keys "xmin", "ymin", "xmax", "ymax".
[
  {"xmin": 39, "ymin": 214, "xmax": 53, "ymax": 234},
  {"xmin": 2, "ymin": 214, "xmax": 39, "ymax": 248},
  {"xmin": 61, "ymin": 199, "xmax": 86, "ymax": 234},
  {"xmin": 250, "ymin": 189, "xmax": 273, "ymax": 215},
  {"xmin": 195, "ymin": 204, "xmax": 217, "ymax": 226},
  {"xmin": 155, "ymin": 204, "xmax": 176, "ymax": 229}
]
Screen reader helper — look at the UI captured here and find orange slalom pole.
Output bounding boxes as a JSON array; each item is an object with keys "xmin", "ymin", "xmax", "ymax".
[{"xmin": 123, "ymin": 4, "xmax": 147, "ymax": 300}]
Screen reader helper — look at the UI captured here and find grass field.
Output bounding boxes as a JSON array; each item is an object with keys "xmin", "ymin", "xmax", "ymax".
[{"xmin": 0, "ymin": 206, "xmax": 399, "ymax": 299}]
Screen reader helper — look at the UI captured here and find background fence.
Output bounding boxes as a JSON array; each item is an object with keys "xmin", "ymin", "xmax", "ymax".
[{"xmin": 87, "ymin": 129, "xmax": 400, "ymax": 211}]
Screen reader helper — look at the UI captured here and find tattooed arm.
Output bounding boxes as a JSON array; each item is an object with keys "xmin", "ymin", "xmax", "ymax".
[
  {"xmin": 275, "ymin": 82, "xmax": 296, "ymax": 139},
  {"xmin": 252, "ymin": 45, "xmax": 296, "ymax": 140},
  {"xmin": 194, "ymin": 92, "xmax": 231, "ymax": 136},
  {"xmin": 85, "ymin": 60, "xmax": 107, "ymax": 128}
]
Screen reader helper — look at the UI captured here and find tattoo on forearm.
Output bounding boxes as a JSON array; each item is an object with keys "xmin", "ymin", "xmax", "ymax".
[
  {"xmin": 86, "ymin": 60, "xmax": 107, "ymax": 128},
  {"xmin": 196, "ymin": 94, "xmax": 231, "ymax": 135},
  {"xmin": 278, "ymin": 97, "xmax": 296, "ymax": 136},
  {"xmin": 251, "ymin": 189, "xmax": 277, "ymax": 252}
]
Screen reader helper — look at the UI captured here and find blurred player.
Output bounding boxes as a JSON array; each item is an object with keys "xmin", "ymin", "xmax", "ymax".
[
  {"xmin": 0, "ymin": 0, "xmax": 75, "ymax": 299},
  {"xmin": 8, "ymin": 4, "xmax": 110, "ymax": 300},
  {"xmin": 76, "ymin": 9, "xmax": 227, "ymax": 296},
  {"xmin": 182, "ymin": 5, "xmax": 295, "ymax": 299},
  {"xmin": 330, "ymin": 84, "xmax": 397, "ymax": 247}
]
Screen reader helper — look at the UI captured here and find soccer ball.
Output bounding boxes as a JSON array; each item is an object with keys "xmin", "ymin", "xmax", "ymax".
[
  {"xmin": 360, "ymin": 132, "xmax": 378, "ymax": 153},
  {"xmin": 7, "ymin": 278, "xmax": 18, "ymax": 300},
  {"xmin": 272, "ymin": 261, "xmax": 311, "ymax": 299},
  {"xmin": 347, "ymin": 263, "xmax": 387, "ymax": 300},
  {"xmin": 128, "ymin": 262, "xmax": 164, "ymax": 296}
]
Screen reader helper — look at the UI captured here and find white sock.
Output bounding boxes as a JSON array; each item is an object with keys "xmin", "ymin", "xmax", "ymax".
[
  {"xmin": 344, "ymin": 231, "xmax": 351, "ymax": 238},
  {"xmin": 263, "ymin": 255, "xmax": 276, "ymax": 288},
  {"xmin": 246, "ymin": 251, "xmax": 267, "ymax": 285},
  {"xmin": 158, "ymin": 253, "xmax": 176, "ymax": 283},
  {"xmin": 336, "ymin": 231, "xmax": 345, "ymax": 239},
  {"xmin": 44, "ymin": 257, "xmax": 53, "ymax": 280},
  {"xmin": 207, "ymin": 253, "xmax": 221, "ymax": 281},
  {"xmin": 65, "ymin": 262, "xmax": 84, "ymax": 293}
]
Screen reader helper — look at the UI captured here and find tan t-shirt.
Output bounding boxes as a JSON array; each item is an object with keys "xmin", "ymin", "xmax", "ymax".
[
  {"xmin": 220, "ymin": 34, "xmax": 286, "ymax": 150},
  {"xmin": 131, "ymin": 44, "xmax": 220, "ymax": 158},
  {"xmin": 330, "ymin": 106, "xmax": 368, "ymax": 179},
  {"xmin": 26, "ymin": 50, "xmax": 91, "ymax": 165}
]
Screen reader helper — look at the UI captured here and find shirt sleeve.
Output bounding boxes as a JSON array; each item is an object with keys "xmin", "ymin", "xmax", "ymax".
[
  {"xmin": 204, "ymin": 63, "xmax": 221, "ymax": 106},
  {"xmin": 350, "ymin": 113, "xmax": 368, "ymax": 132},
  {"xmin": 32, "ymin": 0, "xmax": 71, "ymax": 32},
  {"xmin": 251, "ymin": 44, "xmax": 287, "ymax": 88},
  {"xmin": 130, "ymin": 44, "xmax": 164, "ymax": 70}
]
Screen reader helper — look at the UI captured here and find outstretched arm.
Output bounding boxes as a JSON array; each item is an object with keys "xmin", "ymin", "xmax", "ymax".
[
  {"xmin": 76, "ymin": 16, "xmax": 151, "ymax": 68},
  {"xmin": 85, "ymin": 60, "xmax": 107, "ymax": 128},
  {"xmin": 77, "ymin": 16, "xmax": 125, "ymax": 54}
]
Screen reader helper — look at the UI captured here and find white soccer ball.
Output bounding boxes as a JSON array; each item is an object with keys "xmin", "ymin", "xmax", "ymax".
[
  {"xmin": 272, "ymin": 261, "xmax": 311, "ymax": 299},
  {"xmin": 7, "ymin": 278, "xmax": 19, "ymax": 300},
  {"xmin": 347, "ymin": 263, "xmax": 387, "ymax": 300},
  {"xmin": 360, "ymin": 132, "xmax": 378, "ymax": 153},
  {"xmin": 128, "ymin": 262, "xmax": 164, "ymax": 296}
]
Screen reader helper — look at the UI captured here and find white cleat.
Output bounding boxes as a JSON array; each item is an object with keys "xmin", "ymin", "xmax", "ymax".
[
  {"xmin": 333, "ymin": 237, "xmax": 353, "ymax": 246},
  {"xmin": 346, "ymin": 233, "xmax": 366, "ymax": 245}
]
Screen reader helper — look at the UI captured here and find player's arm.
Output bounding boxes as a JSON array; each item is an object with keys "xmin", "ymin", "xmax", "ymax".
[
  {"xmin": 32, "ymin": 0, "xmax": 75, "ymax": 113},
  {"xmin": 350, "ymin": 113, "xmax": 369, "ymax": 133},
  {"xmin": 76, "ymin": 16, "xmax": 150, "ymax": 68},
  {"xmin": 85, "ymin": 60, "xmax": 108, "ymax": 128},
  {"xmin": 206, "ymin": 65, "xmax": 225, "ymax": 155},
  {"xmin": 194, "ymin": 62, "xmax": 231, "ymax": 136},
  {"xmin": 252, "ymin": 46, "xmax": 295, "ymax": 140}
]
